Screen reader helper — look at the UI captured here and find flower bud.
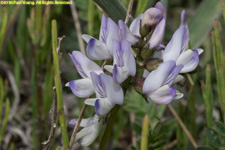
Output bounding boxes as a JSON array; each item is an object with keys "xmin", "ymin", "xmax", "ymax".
[
  {"xmin": 140, "ymin": 8, "xmax": 163, "ymax": 37},
  {"xmin": 180, "ymin": 10, "xmax": 186, "ymax": 26},
  {"xmin": 142, "ymin": 8, "xmax": 163, "ymax": 27},
  {"xmin": 140, "ymin": 48, "xmax": 154, "ymax": 60},
  {"xmin": 134, "ymin": 77, "xmax": 145, "ymax": 94},
  {"xmin": 145, "ymin": 58, "xmax": 162, "ymax": 72}
]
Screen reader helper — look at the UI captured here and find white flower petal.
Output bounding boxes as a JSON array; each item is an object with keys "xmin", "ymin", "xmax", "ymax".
[
  {"xmin": 118, "ymin": 20, "xmax": 138, "ymax": 44},
  {"xmin": 84, "ymin": 98, "xmax": 98, "ymax": 106},
  {"xmin": 75, "ymin": 117, "xmax": 103, "ymax": 146},
  {"xmin": 95, "ymin": 98, "xmax": 114, "ymax": 116},
  {"xmin": 173, "ymin": 75, "xmax": 184, "ymax": 84},
  {"xmin": 197, "ymin": 48, "xmax": 204, "ymax": 55},
  {"xmin": 143, "ymin": 61, "xmax": 176, "ymax": 94},
  {"xmin": 69, "ymin": 51, "xmax": 103, "ymax": 78},
  {"xmin": 113, "ymin": 65, "xmax": 129, "ymax": 83},
  {"xmin": 163, "ymin": 26, "xmax": 187, "ymax": 61},
  {"xmin": 104, "ymin": 65, "xmax": 113, "ymax": 73},
  {"xmin": 69, "ymin": 79, "xmax": 95, "ymax": 98},
  {"xmin": 143, "ymin": 69, "xmax": 150, "ymax": 78},
  {"xmin": 129, "ymin": 14, "xmax": 143, "ymax": 36},
  {"xmin": 69, "ymin": 115, "xmax": 99, "ymax": 127},
  {"xmin": 174, "ymin": 90, "xmax": 183, "ymax": 99},
  {"xmin": 100, "ymin": 73, "xmax": 124, "ymax": 105},
  {"xmin": 176, "ymin": 49, "xmax": 193, "ymax": 66},
  {"xmin": 87, "ymin": 38, "xmax": 112, "ymax": 60},
  {"xmin": 82, "ymin": 34, "xmax": 93, "ymax": 43},
  {"xmin": 180, "ymin": 49, "xmax": 199, "ymax": 73},
  {"xmin": 148, "ymin": 86, "xmax": 176, "ymax": 104},
  {"xmin": 148, "ymin": 17, "xmax": 165, "ymax": 49}
]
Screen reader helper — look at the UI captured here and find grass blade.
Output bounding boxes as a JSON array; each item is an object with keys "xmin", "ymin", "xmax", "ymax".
[{"xmin": 188, "ymin": 0, "xmax": 224, "ymax": 48}]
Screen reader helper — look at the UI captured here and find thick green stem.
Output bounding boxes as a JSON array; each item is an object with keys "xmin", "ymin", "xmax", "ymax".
[
  {"xmin": 51, "ymin": 20, "xmax": 69, "ymax": 148},
  {"xmin": 140, "ymin": 115, "xmax": 149, "ymax": 150},
  {"xmin": 99, "ymin": 105, "xmax": 120, "ymax": 150}
]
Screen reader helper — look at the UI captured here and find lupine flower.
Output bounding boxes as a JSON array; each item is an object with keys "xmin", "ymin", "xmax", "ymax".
[
  {"xmin": 161, "ymin": 25, "xmax": 203, "ymax": 73},
  {"xmin": 82, "ymin": 14, "xmax": 137, "ymax": 60},
  {"xmin": 129, "ymin": 2, "xmax": 166, "ymax": 49},
  {"xmin": 104, "ymin": 40, "xmax": 136, "ymax": 83},
  {"xmin": 66, "ymin": 51, "xmax": 103, "ymax": 98},
  {"xmin": 69, "ymin": 115, "xmax": 103, "ymax": 146},
  {"xmin": 143, "ymin": 61, "xmax": 184, "ymax": 104},
  {"xmin": 84, "ymin": 72, "xmax": 124, "ymax": 117}
]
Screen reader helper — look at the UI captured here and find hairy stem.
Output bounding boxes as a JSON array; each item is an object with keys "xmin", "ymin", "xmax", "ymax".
[{"xmin": 52, "ymin": 20, "xmax": 69, "ymax": 148}]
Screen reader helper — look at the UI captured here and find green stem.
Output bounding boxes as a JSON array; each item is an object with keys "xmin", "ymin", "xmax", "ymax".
[
  {"xmin": 51, "ymin": 20, "xmax": 69, "ymax": 148},
  {"xmin": 99, "ymin": 105, "xmax": 120, "ymax": 150},
  {"xmin": 140, "ymin": 115, "xmax": 149, "ymax": 150}
]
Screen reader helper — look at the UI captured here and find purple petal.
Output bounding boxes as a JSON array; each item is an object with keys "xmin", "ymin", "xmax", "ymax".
[
  {"xmin": 75, "ymin": 117, "xmax": 102, "ymax": 146},
  {"xmin": 95, "ymin": 98, "xmax": 114, "ymax": 117},
  {"xmin": 155, "ymin": 2, "xmax": 166, "ymax": 17},
  {"xmin": 99, "ymin": 14, "xmax": 107, "ymax": 43},
  {"xmin": 180, "ymin": 49, "xmax": 199, "ymax": 73},
  {"xmin": 163, "ymin": 64, "xmax": 184, "ymax": 86},
  {"xmin": 142, "ymin": 61, "xmax": 176, "ymax": 94},
  {"xmin": 69, "ymin": 79, "xmax": 95, "ymax": 98},
  {"xmin": 156, "ymin": 44, "xmax": 166, "ymax": 50},
  {"xmin": 113, "ymin": 40, "xmax": 124, "ymax": 67},
  {"xmin": 90, "ymin": 72, "xmax": 106, "ymax": 98},
  {"xmin": 87, "ymin": 38, "xmax": 112, "ymax": 60},
  {"xmin": 180, "ymin": 10, "xmax": 186, "ymax": 26},
  {"xmin": 118, "ymin": 20, "xmax": 138, "ymax": 44},
  {"xmin": 105, "ymin": 17, "xmax": 120, "ymax": 54},
  {"xmin": 112, "ymin": 64, "xmax": 129, "ymax": 83},
  {"xmin": 149, "ymin": 86, "xmax": 176, "ymax": 104},
  {"xmin": 100, "ymin": 73, "xmax": 124, "ymax": 105},
  {"xmin": 162, "ymin": 25, "xmax": 188, "ymax": 61},
  {"xmin": 176, "ymin": 49, "xmax": 194, "ymax": 65},
  {"xmin": 129, "ymin": 14, "xmax": 143, "ymax": 36},
  {"xmin": 148, "ymin": 18, "xmax": 165, "ymax": 49},
  {"xmin": 82, "ymin": 34, "xmax": 93, "ymax": 43},
  {"xmin": 69, "ymin": 51, "xmax": 103, "ymax": 78},
  {"xmin": 69, "ymin": 116, "xmax": 96, "ymax": 127},
  {"xmin": 121, "ymin": 40, "xmax": 136, "ymax": 76},
  {"xmin": 142, "ymin": 8, "xmax": 163, "ymax": 27}
]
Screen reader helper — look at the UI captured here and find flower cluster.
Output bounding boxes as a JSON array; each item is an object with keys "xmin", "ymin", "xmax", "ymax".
[{"xmin": 67, "ymin": 2, "xmax": 203, "ymax": 147}]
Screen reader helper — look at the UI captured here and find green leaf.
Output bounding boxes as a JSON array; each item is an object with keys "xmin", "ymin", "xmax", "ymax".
[
  {"xmin": 136, "ymin": 0, "xmax": 148, "ymax": 16},
  {"xmin": 188, "ymin": 0, "xmax": 224, "ymax": 48},
  {"xmin": 197, "ymin": 146, "xmax": 213, "ymax": 150},
  {"xmin": 214, "ymin": 122, "xmax": 225, "ymax": 137},
  {"xmin": 93, "ymin": 0, "xmax": 133, "ymax": 23},
  {"xmin": 208, "ymin": 128, "xmax": 222, "ymax": 148}
]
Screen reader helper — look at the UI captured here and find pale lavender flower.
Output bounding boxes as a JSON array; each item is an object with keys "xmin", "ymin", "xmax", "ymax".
[
  {"xmin": 84, "ymin": 72, "xmax": 124, "ymax": 117},
  {"xmin": 162, "ymin": 25, "xmax": 203, "ymax": 73},
  {"xmin": 180, "ymin": 10, "xmax": 186, "ymax": 26},
  {"xmin": 69, "ymin": 115, "xmax": 103, "ymax": 146},
  {"xmin": 104, "ymin": 40, "xmax": 136, "ymax": 83},
  {"xmin": 129, "ymin": 2, "xmax": 166, "ymax": 49},
  {"xmin": 66, "ymin": 51, "xmax": 103, "ymax": 98},
  {"xmin": 82, "ymin": 14, "xmax": 137, "ymax": 60},
  {"xmin": 143, "ymin": 61, "xmax": 184, "ymax": 104}
]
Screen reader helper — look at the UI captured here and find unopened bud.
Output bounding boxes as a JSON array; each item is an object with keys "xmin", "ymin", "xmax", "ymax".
[
  {"xmin": 140, "ymin": 48, "xmax": 154, "ymax": 60},
  {"xmin": 134, "ymin": 77, "xmax": 145, "ymax": 94},
  {"xmin": 140, "ymin": 20, "xmax": 150, "ymax": 38},
  {"xmin": 132, "ymin": 36, "xmax": 144, "ymax": 48},
  {"xmin": 140, "ymin": 8, "xmax": 163, "ymax": 37},
  {"xmin": 142, "ymin": 8, "xmax": 163, "ymax": 27},
  {"xmin": 145, "ymin": 58, "xmax": 162, "ymax": 72},
  {"xmin": 180, "ymin": 10, "xmax": 186, "ymax": 26}
]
